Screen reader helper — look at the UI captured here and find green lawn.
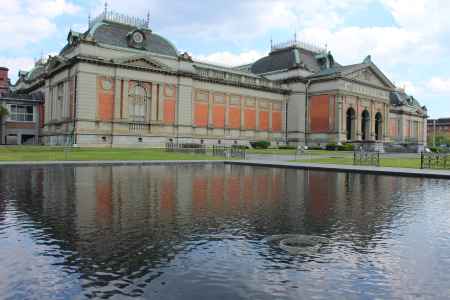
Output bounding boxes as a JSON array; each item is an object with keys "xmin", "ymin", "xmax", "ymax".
[
  {"xmin": 247, "ymin": 149, "xmax": 342, "ymax": 155},
  {"xmin": 294, "ymin": 156, "xmax": 422, "ymax": 169},
  {"xmin": 0, "ymin": 146, "xmax": 222, "ymax": 162}
]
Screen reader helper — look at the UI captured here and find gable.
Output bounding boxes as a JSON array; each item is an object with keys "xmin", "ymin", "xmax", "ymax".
[
  {"xmin": 115, "ymin": 55, "xmax": 172, "ymax": 71},
  {"xmin": 346, "ymin": 67, "xmax": 391, "ymax": 89}
]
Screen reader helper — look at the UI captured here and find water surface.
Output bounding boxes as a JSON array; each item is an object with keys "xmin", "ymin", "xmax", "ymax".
[{"xmin": 0, "ymin": 164, "xmax": 449, "ymax": 299}]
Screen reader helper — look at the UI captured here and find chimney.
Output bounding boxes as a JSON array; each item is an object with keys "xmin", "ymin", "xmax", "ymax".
[{"xmin": 0, "ymin": 67, "xmax": 9, "ymax": 96}]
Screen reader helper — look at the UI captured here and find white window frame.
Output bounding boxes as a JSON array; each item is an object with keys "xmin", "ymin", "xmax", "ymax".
[{"xmin": 8, "ymin": 104, "xmax": 34, "ymax": 122}]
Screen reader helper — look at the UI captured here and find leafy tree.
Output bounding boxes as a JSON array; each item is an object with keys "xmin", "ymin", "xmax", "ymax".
[
  {"xmin": 428, "ymin": 133, "xmax": 450, "ymax": 147},
  {"xmin": 0, "ymin": 105, "xmax": 8, "ymax": 118}
]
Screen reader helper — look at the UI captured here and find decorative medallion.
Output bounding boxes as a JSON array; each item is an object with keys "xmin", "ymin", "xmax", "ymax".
[
  {"xmin": 101, "ymin": 79, "xmax": 113, "ymax": 91},
  {"xmin": 127, "ymin": 30, "xmax": 146, "ymax": 49},
  {"xmin": 132, "ymin": 31, "xmax": 144, "ymax": 44}
]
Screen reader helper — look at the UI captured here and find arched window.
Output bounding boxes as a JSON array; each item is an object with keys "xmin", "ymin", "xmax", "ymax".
[
  {"xmin": 361, "ymin": 110, "xmax": 370, "ymax": 141},
  {"xmin": 346, "ymin": 108, "xmax": 356, "ymax": 141},
  {"xmin": 375, "ymin": 112, "xmax": 383, "ymax": 141},
  {"xmin": 129, "ymin": 82, "xmax": 150, "ymax": 122}
]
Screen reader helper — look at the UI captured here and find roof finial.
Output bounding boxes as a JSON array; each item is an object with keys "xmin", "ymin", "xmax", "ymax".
[
  {"xmin": 294, "ymin": 31, "xmax": 297, "ymax": 42},
  {"xmin": 146, "ymin": 11, "xmax": 150, "ymax": 27},
  {"xmin": 270, "ymin": 37, "xmax": 273, "ymax": 50},
  {"xmin": 88, "ymin": 13, "xmax": 91, "ymax": 27}
]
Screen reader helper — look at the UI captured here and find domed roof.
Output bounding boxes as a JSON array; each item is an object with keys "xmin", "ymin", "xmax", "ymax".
[
  {"xmin": 88, "ymin": 21, "xmax": 178, "ymax": 57},
  {"xmin": 84, "ymin": 18, "xmax": 178, "ymax": 57},
  {"xmin": 251, "ymin": 46, "xmax": 323, "ymax": 75}
]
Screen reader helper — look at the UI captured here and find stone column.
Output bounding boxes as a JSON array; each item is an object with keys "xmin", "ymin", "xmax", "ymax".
[
  {"xmin": 113, "ymin": 78, "xmax": 121, "ymax": 120},
  {"xmin": 370, "ymin": 100, "xmax": 375, "ymax": 141},
  {"xmin": 256, "ymin": 98, "xmax": 260, "ymax": 131},
  {"xmin": 151, "ymin": 83, "xmax": 158, "ymax": 121},
  {"xmin": 356, "ymin": 97, "xmax": 361, "ymax": 140},
  {"xmin": 240, "ymin": 96, "xmax": 245, "ymax": 131},
  {"xmin": 122, "ymin": 80, "xmax": 129, "ymax": 120},
  {"xmin": 157, "ymin": 84, "xmax": 164, "ymax": 122},
  {"xmin": 225, "ymin": 94, "xmax": 229, "ymax": 128},
  {"xmin": 335, "ymin": 94, "xmax": 343, "ymax": 141},
  {"xmin": 269, "ymin": 101, "xmax": 273, "ymax": 133},
  {"xmin": 208, "ymin": 92, "xmax": 213, "ymax": 127}
]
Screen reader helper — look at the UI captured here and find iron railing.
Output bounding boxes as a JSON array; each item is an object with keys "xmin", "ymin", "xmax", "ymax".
[
  {"xmin": 165, "ymin": 143, "xmax": 207, "ymax": 154},
  {"xmin": 421, "ymin": 152, "xmax": 450, "ymax": 169},
  {"xmin": 212, "ymin": 145, "xmax": 246, "ymax": 159},
  {"xmin": 353, "ymin": 151, "xmax": 380, "ymax": 167}
]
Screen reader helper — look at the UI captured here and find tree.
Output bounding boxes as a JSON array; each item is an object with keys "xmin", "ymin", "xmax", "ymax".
[
  {"xmin": 0, "ymin": 105, "xmax": 8, "ymax": 118},
  {"xmin": 428, "ymin": 133, "xmax": 450, "ymax": 147}
]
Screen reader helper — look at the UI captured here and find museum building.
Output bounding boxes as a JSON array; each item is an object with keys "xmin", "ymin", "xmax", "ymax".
[{"xmin": 9, "ymin": 8, "xmax": 428, "ymax": 150}]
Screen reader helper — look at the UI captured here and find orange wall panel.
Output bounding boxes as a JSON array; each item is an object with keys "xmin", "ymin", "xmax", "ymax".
[
  {"xmin": 98, "ymin": 94, "xmax": 114, "ymax": 121},
  {"xmin": 212, "ymin": 105, "xmax": 225, "ymax": 128},
  {"xmin": 310, "ymin": 95, "xmax": 330, "ymax": 133},
  {"xmin": 194, "ymin": 103, "xmax": 208, "ymax": 127},
  {"xmin": 97, "ymin": 78, "xmax": 115, "ymax": 122},
  {"xmin": 389, "ymin": 119, "xmax": 397, "ymax": 137},
  {"xmin": 272, "ymin": 111, "xmax": 282, "ymax": 132},
  {"xmin": 244, "ymin": 109, "xmax": 256, "ymax": 130},
  {"xmin": 164, "ymin": 100, "xmax": 176, "ymax": 124},
  {"xmin": 228, "ymin": 107, "xmax": 241, "ymax": 129},
  {"xmin": 259, "ymin": 111, "xmax": 269, "ymax": 131}
]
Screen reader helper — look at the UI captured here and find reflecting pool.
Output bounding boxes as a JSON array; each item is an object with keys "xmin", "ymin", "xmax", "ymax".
[{"xmin": 0, "ymin": 164, "xmax": 449, "ymax": 299}]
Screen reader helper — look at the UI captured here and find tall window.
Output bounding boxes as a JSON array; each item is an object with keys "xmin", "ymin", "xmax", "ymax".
[
  {"xmin": 10, "ymin": 105, "xmax": 33, "ymax": 122},
  {"xmin": 129, "ymin": 82, "xmax": 150, "ymax": 122}
]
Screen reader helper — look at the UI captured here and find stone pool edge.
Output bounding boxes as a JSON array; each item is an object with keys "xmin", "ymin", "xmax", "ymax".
[
  {"xmin": 0, "ymin": 160, "xmax": 226, "ymax": 167},
  {"xmin": 0, "ymin": 160, "xmax": 449, "ymax": 179},
  {"xmin": 226, "ymin": 160, "xmax": 450, "ymax": 180}
]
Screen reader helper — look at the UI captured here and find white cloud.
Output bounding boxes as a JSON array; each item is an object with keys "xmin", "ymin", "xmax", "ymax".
[
  {"xmin": 397, "ymin": 81, "xmax": 420, "ymax": 95},
  {"xmin": 0, "ymin": 0, "xmax": 80, "ymax": 48},
  {"xmin": 26, "ymin": 0, "xmax": 80, "ymax": 18},
  {"xmin": 97, "ymin": 0, "xmax": 371, "ymax": 42},
  {"xmin": 0, "ymin": 57, "xmax": 35, "ymax": 79},
  {"xmin": 195, "ymin": 51, "xmax": 265, "ymax": 67},
  {"xmin": 427, "ymin": 77, "xmax": 450, "ymax": 93}
]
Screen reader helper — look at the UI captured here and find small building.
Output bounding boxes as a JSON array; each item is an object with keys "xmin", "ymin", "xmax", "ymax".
[
  {"xmin": 0, "ymin": 68, "xmax": 44, "ymax": 145},
  {"xmin": 428, "ymin": 118, "xmax": 450, "ymax": 140}
]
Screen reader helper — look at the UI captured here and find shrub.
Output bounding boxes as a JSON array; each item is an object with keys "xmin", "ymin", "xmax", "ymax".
[
  {"xmin": 232, "ymin": 145, "xmax": 249, "ymax": 150},
  {"xmin": 251, "ymin": 140, "xmax": 271, "ymax": 149},
  {"xmin": 181, "ymin": 143, "xmax": 203, "ymax": 149},
  {"xmin": 325, "ymin": 143, "xmax": 338, "ymax": 151},
  {"xmin": 278, "ymin": 145, "xmax": 297, "ymax": 150},
  {"xmin": 337, "ymin": 143, "xmax": 355, "ymax": 151}
]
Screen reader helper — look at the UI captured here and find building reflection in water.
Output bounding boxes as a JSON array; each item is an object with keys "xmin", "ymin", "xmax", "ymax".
[{"xmin": 0, "ymin": 164, "xmax": 429, "ymax": 298}]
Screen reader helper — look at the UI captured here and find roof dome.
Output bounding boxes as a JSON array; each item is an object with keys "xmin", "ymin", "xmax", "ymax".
[
  {"xmin": 251, "ymin": 42, "xmax": 327, "ymax": 75},
  {"xmin": 89, "ymin": 22, "xmax": 178, "ymax": 57}
]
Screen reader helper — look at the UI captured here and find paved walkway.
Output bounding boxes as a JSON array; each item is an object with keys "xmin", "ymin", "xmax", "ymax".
[
  {"xmin": 228, "ymin": 159, "xmax": 450, "ymax": 179},
  {"xmin": 0, "ymin": 157, "xmax": 449, "ymax": 179}
]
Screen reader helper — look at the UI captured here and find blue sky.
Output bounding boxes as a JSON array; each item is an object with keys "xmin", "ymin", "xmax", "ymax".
[{"xmin": 1, "ymin": 0, "xmax": 449, "ymax": 118}]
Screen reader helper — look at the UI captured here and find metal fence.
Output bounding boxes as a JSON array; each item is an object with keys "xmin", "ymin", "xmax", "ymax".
[
  {"xmin": 353, "ymin": 151, "xmax": 380, "ymax": 167},
  {"xmin": 165, "ymin": 143, "xmax": 246, "ymax": 159},
  {"xmin": 212, "ymin": 145, "xmax": 246, "ymax": 159},
  {"xmin": 421, "ymin": 152, "xmax": 450, "ymax": 169},
  {"xmin": 165, "ymin": 143, "xmax": 207, "ymax": 154}
]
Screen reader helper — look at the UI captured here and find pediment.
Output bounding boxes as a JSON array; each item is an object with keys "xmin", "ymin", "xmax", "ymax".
[
  {"xmin": 116, "ymin": 55, "xmax": 171, "ymax": 71},
  {"xmin": 345, "ymin": 65, "xmax": 395, "ymax": 89}
]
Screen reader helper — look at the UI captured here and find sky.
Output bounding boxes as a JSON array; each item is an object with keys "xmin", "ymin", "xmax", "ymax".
[{"xmin": 0, "ymin": 0, "xmax": 449, "ymax": 118}]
